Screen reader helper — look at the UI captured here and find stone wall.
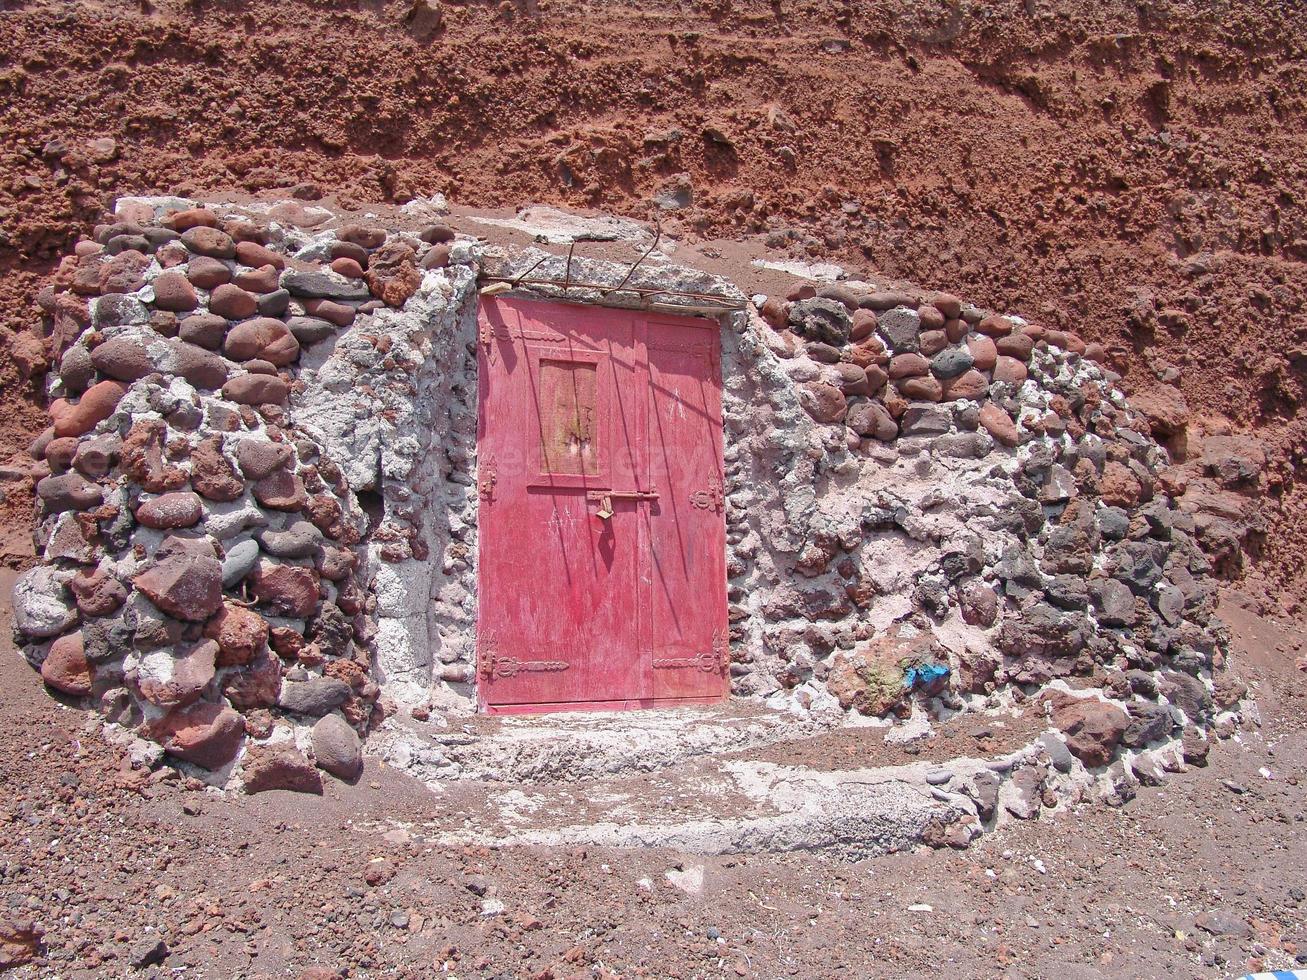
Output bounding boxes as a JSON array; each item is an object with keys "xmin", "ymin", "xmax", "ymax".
[{"xmin": 13, "ymin": 196, "xmax": 1244, "ymax": 792}]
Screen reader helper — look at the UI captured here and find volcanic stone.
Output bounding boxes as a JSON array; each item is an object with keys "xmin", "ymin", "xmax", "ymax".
[
  {"xmin": 251, "ymin": 560, "xmax": 320, "ymax": 617},
  {"xmin": 51, "ymin": 380, "xmax": 128, "ymax": 437},
  {"xmin": 69, "ymin": 567, "xmax": 127, "ymax": 616},
  {"xmin": 992, "ymin": 355, "xmax": 1028, "ymax": 385},
  {"xmin": 1052, "ymin": 700, "xmax": 1128, "ymax": 768},
  {"xmin": 180, "ymin": 226, "xmax": 236, "ymax": 259},
  {"xmin": 897, "ymin": 376, "xmax": 943, "ymax": 401},
  {"xmin": 89, "ymin": 335, "xmax": 153, "ymax": 382},
  {"xmin": 312, "ymin": 713, "xmax": 363, "ymax": 781},
  {"xmin": 845, "ymin": 401, "xmax": 897, "ymax": 441},
  {"xmin": 278, "ymin": 676, "xmax": 351, "ymax": 716},
  {"xmin": 209, "ymin": 283, "xmax": 258, "ymax": 319},
  {"xmin": 166, "ymin": 208, "xmax": 219, "ymax": 231},
  {"xmin": 237, "ymin": 438, "xmax": 293, "ymax": 479},
  {"xmin": 148, "ymin": 701, "xmax": 244, "ymax": 769},
  {"xmin": 942, "ymin": 369, "xmax": 987, "ymax": 401},
  {"xmin": 37, "ymin": 472, "xmax": 103, "ymax": 513},
  {"xmin": 234, "ymin": 264, "xmax": 280, "ymax": 293},
  {"xmin": 286, "ymin": 316, "xmax": 336, "ymax": 345},
  {"xmin": 41, "ymin": 632, "xmax": 92, "ymax": 696},
  {"xmin": 303, "ymin": 299, "xmax": 356, "ymax": 327},
  {"xmin": 242, "ymin": 745, "xmax": 323, "ymax": 795},
  {"xmin": 59, "ymin": 345, "xmax": 95, "ymax": 394},
  {"xmin": 190, "ymin": 437, "xmax": 244, "ymax": 502},
  {"xmin": 978, "ymin": 402, "xmax": 1019, "ymax": 447},
  {"xmin": 136, "ymin": 491, "xmax": 203, "ymax": 530},
  {"xmin": 178, "ymin": 313, "xmax": 227, "ymax": 350},
  {"xmin": 133, "ymin": 554, "xmax": 223, "ymax": 621},
  {"xmin": 184, "ymin": 256, "xmax": 231, "ymax": 290},
  {"xmin": 330, "ymin": 257, "xmax": 365, "ymax": 279},
  {"xmin": 204, "ymin": 603, "xmax": 269, "ymax": 667},
  {"xmin": 222, "ymin": 374, "xmax": 289, "ymax": 405},
  {"xmin": 222, "ymin": 652, "xmax": 282, "ymax": 710},
  {"xmin": 221, "ymin": 539, "xmax": 262, "ymax": 587},
  {"xmin": 878, "ymin": 307, "xmax": 922, "ymax": 352},
  {"xmin": 136, "ymin": 640, "xmax": 217, "ymax": 709},
  {"xmin": 977, "ymin": 315, "xmax": 1014, "ymax": 337},
  {"xmin": 1122, "ymin": 701, "xmax": 1174, "ymax": 748},
  {"xmin": 931, "ymin": 347, "xmax": 974, "ymax": 379},
  {"xmin": 257, "ymin": 288, "xmax": 291, "ymax": 317},
  {"xmin": 12, "ymin": 566, "xmax": 79, "ymax": 638},
  {"xmin": 996, "ymin": 332, "xmax": 1035, "ymax": 360},
  {"xmin": 256, "ymin": 521, "xmax": 323, "ymax": 558},
  {"xmin": 797, "ymin": 382, "xmax": 847, "ymax": 424},
  {"xmin": 283, "ymin": 270, "xmax": 370, "ymax": 300},
  {"xmin": 152, "ymin": 270, "xmax": 199, "ymax": 312},
  {"xmin": 234, "ymin": 241, "xmax": 285, "ymax": 270},
  {"xmin": 223, "ymin": 317, "xmax": 299, "ymax": 365}
]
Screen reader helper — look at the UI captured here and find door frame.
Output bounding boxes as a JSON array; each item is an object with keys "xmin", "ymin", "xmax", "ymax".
[{"xmin": 474, "ymin": 296, "xmax": 730, "ymax": 716}]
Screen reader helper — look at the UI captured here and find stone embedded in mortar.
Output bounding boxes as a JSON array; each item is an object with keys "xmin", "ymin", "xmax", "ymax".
[
  {"xmin": 133, "ymin": 554, "xmax": 223, "ymax": 621},
  {"xmin": 253, "ymin": 469, "xmax": 308, "ymax": 511},
  {"xmin": 220, "ymin": 539, "xmax": 262, "ymax": 587},
  {"xmin": 242, "ymin": 745, "xmax": 323, "ymax": 795},
  {"xmin": 147, "ymin": 701, "xmax": 244, "ymax": 769},
  {"xmin": 878, "ymin": 307, "xmax": 921, "ymax": 352},
  {"xmin": 797, "ymin": 382, "xmax": 846, "ymax": 424},
  {"xmin": 37, "ymin": 472, "xmax": 103, "ymax": 513},
  {"xmin": 152, "ymin": 270, "xmax": 199, "ymax": 313},
  {"xmin": 221, "ymin": 374, "xmax": 289, "ymax": 406},
  {"xmin": 178, "ymin": 313, "xmax": 227, "ymax": 350},
  {"xmin": 278, "ymin": 676, "xmax": 351, "ymax": 716},
  {"xmin": 365, "ymin": 241, "xmax": 422, "ymax": 308},
  {"xmin": 12, "ymin": 566, "xmax": 78, "ymax": 637},
  {"xmin": 70, "ymin": 566, "xmax": 127, "ymax": 616},
  {"xmin": 41, "ymin": 632, "xmax": 93, "ymax": 696},
  {"xmin": 312, "ymin": 713, "xmax": 362, "ymax": 781},
  {"xmin": 209, "ymin": 283, "xmax": 258, "ymax": 319},
  {"xmin": 190, "ymin": 436, "xmax": 245, "ymax": 502},
  {"xmin": 134, "ymin": 639, "xmax": 218, "ymax": 710},
  {"xmin": 1051, "ymin": 697, "xmax": 1129, "ymax": 768},
  {"xmin": 203, "ymin": 603, "xmax": 269, "ymax": 667},
  {"xmin": 180, "ymin": 227, "xmax": 236, "ymax": 259},
  {"xmin": 120, "ymin": 419, "xmax": 188, "ymax": 493},
  {"xmin": 223, "ymin": 317, "xmax": 300, "ymax": 366},
  {"xmin": 788, "ymin": 298, "xmax": 851, "ymax": 346},
  {"xmin": 283, "ymin": 269, "xmax": 370, "ymax": 301},
  {"xmin": 135, "ymin": 491, "xmax": 203, "ymax": 530},
  {"xmin": 251, "ymin": 560, "xmax": 320, "ymax": 618},
  {"xmin": 51, "ymin": 380, "xmax": 128, "ymax": 438}
]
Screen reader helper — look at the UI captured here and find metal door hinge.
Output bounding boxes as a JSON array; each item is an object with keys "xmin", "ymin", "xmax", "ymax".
[
  {"xmin": 690, "ymin": 477, "xmax": 724, "ymax": 512},
  {"xmin": 653, "ymin": 628, "xmax": 730, "ymax": 675},
  {"xmin": 477, "ymin": 631, "xmax": 570, "ymax": 680}
]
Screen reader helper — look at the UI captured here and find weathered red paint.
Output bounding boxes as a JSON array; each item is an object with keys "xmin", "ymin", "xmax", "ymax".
[{"xmin": 475, "ymin": 297, "xmax": 728, "ymax": 714}]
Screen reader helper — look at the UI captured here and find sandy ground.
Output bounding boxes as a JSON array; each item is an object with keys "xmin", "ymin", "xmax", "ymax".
[{"xmin": 1, "ymin": 566, "xmax": 1304, "ymax": 979}]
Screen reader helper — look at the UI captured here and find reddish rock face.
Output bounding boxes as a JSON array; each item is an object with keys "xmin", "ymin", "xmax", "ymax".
[
  {"xmin": 996, "ymin": 332, "xmax": 1035, "ymax": 360},
  {"xmin": 178, "ymin": 312, "xmax": 227, "ymax": 350},
  {"xmin": 253, "ymin": 468, "xmax": 307, "ymax": 511},
  {"xmin": 888, "ymin": 352, "xmax": 929, "ymax": 379},
  {"xmin": 966, "ymin": 334, "xmax": 998, "ymax": 371},
  {"xmin": 233, "ymin": 264, "xmax": 280, "ymax": 294},
  {"xmin": 1052, "ymin": 699, "xmax": 1129, "ymax": 768},
  {"xmin": 41, "ymin": 632, "xmax": 92, "ymax": 696},
  {"xmin": 251, "ymin": 560, "xmax": 320, "ymax": 618},
  {"xmin": 50, "ymin": 380, "xmax": 128, "ymax": 437},
  {"xmin": 221, "ymin": 373, "xmax": 289, "ymax": 406},
  {"xmin": 135, "ymin": 491, "xmax": 203, "ymax": 529},
  {"xmin": 190, "ymin": 436, "xmax": 245, "ymax": 502},
  {"xmin": 365, "ymin": 241, "xmax": 421, "ymax": 307},
  {"xmin": 165, "ymin": 208, "xmax": 219, "ymax": 231},
  {"xmin": 992, "ymin": 355, "xmax": 1029, "ymax": 386},
  {"xmin": 70, "ymin": 567, "xmax": 127, "ymax": 616},
  {"xmin": 89, "ymin": 335, "xmax": 153, "ymax": 382},
  {"xmin": 204, "ymin": 603, "xmax": 269, "ymax": 667},
  {"xmin": 120, "ymin": 418, "xmax": 188, "ymax": 492},
  {"xmin": 133, "ymin": 554, "xmax": 224, "ymax": 621},
  {"xmin": 180, "ymin": 226, "xmax": 236, "ymax": 259},
  {"xmin": 1100, "ymin": 461, "xmax": 1142, "ymax": 507},
  {"xmin": 977, "ymin": 315, "xmax": 1014, "ymax": 337},
  {"xmin": 148, "ymin": 701, "xmax": 244, "ymax": 770},
  {"xmin": 846, "ymin": 401, "xmax": 897, "ymax": 441},
  {"xmin": 136, "ymin": 639, "xmax": 217, "ymax": 709},
  {"xmin": 152, "ymin": 270, "xmax": 200, "ymax": 312},
  {"xmin": 184, "ymin": 255, "xmax": 232, "ymax": 290},
  {"xmin": 330, "ymin": 257, "xmax": 365, "ymax": 279},
  {"xmin": 209, "ymin": 283, "xmax": 258, "ymax": 319},
  {"xmin": 942, "ymin": 369, "xmax": 987, "ymax": 401},
  {"xmin": 798, "ymin": 381, "xmax": 847, "ymax": 423},
  {"xmin": 241, "ymin": 745, "xmax": 323, "ymax": 795},
  {"xmin": 222, "ymin": 652, "xmax": 283, "ymax": 709},
  {"xmin": 1129, "ymin": 385, "xmax": 1190, "ymax": 439},
  {"xmin": 223, "ymin": 317, "xmax": 300, "ymax": 366},
  {"xmin": 897, "ymin": 376, "xmax": 943, "ymax": 401},
  {"xmin": 302, "ymin": 299, "xmax": 355, "ymax": 327},
  {"xmin": 978, "ymin": 402, "xmax": 1020, "ymax": 447},
  {"xmin": 234, "ymin": 240, "xmax": 286, "ymax": 270}
]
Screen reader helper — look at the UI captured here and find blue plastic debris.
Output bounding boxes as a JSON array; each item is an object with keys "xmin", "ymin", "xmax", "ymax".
[{"xmin": 902, "ymin": 662, "xmax": 950, "ymax": 690}]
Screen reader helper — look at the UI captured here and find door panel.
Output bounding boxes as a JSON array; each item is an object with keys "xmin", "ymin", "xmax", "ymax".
[
  {"xmin": 645, "ymin": 319, "xmax": 729, "ymax": 699},
  {"xmin": 476, "ymin": 298, "xmax": 726, "ymax": 713}
]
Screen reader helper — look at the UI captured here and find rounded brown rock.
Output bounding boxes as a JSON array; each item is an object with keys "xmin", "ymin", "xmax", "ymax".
[
  {"xmin": 223, "ymin": 317, "xmax": 300, "ymax": 366},
  {"xmin": 184, "ymin": 255, "xmax": 232, "ymax": 290},
  {"xmin": 222, "ymin": 373, "xmax": 289, "ymax": 406},
  {"xmin": 180, "ymin": 226, "xmax": 236, "ymax": 259},
  {"xmin": 135, "ymin": 490, "xmax": 203, "ymax": 530},
  {"xmin": 152, "ymin": 270, "xmax": 200, "ymax": 312},
  {"xmin": 209, "ymin": 283, "xmax": 258, "ymax": 319}
]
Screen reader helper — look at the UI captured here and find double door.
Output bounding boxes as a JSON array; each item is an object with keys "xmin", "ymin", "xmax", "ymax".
[{"xmin": 475, "ymin": 297, "xmax": 728, "ymax": 713}]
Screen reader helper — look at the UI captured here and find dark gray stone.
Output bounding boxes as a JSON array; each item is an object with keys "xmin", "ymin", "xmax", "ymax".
[
  {"xmin": 876, "ymin": 306, "xmax": 921, "ymax": 352},
  {"xmin": 787, "ymin": 298, "xmax": 851, "ymax": 346},
  {"xmin": 930, "ymin": 347, "xmax": 974, "ymax": 379},
  {"xmin": 899, "ymin": 406, "xmax": 951, "ymax": 438},
  {"xmin": 278, "ymin": 677, "xmax": 353, "ymax": 716},
  {"xmin": 1122, "ymin": 701, "xmax": 1174, "ymax": 747},
  {"xmin": 282, "ymin": 270, "xmax": 369, "ymax": 300},
  {"xmin": 221, "ymin": 539, "xmax": 261, "ymax": 587},
  {"xmin": 287, "ymin": 316, "xmax": 337, "ymax": 345}
]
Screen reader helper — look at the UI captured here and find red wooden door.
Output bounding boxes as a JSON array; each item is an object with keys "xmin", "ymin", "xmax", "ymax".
[{"xmin": 475, "ymin": 298, "xmax": 727, "ymax": 714}]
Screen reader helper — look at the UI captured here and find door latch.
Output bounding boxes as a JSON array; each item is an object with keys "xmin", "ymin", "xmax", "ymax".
[{"xmin": 587, "ymin": 488, "xmax": 659, "ymax": 520}]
